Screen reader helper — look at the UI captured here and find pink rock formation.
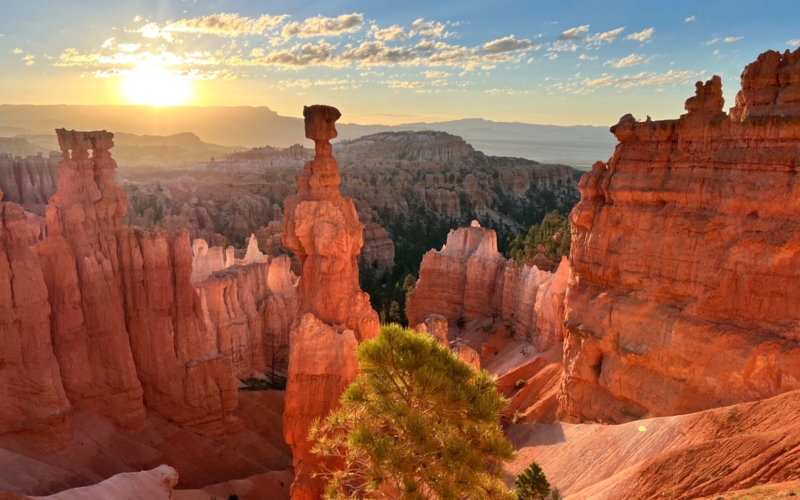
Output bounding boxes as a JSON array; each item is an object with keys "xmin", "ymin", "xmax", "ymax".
[
  {"xmin": 561, "ymin": 49, "xmax": 800, "ymax": 424},
  {"xmin": 415, "ymin": 314, "xmax": 449, "ymax": 345},
  {"xmin": 407, "ymin": 222, "xmax": 568, "ymax": 352},
  {"xmin": 35, "ymin": 129, "xmax": 145, "ymax": 429},
  {"xmin": 282, "ymin": 105, "xmax": 379, "ymax": 499},
  {"xmin": 117, "ymin": 228, "xmax": 242, "ymax": 435},
  {"xmin": 0, "ymin": 192, "xmax": 71, "ymax": 450},
  {"xmin": 0, "ymin": 153, "xmax": 59, "ymax": 214},
  {"xmin": 32, "ymin": 465, "xmax": 178, "ymax": 500}
]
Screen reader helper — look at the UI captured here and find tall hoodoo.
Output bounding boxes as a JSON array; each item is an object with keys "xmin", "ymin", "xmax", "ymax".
[
  {"xmin": 282, "ymin": 105, "xmax": 379, "ymax": 499},
  {"xmin": 561, "ymin": 48, "xmax": 800, "ymax": 424},
  {"xmin": 36, "ymin": 129, "xmax": 146, "ymax": 429}
]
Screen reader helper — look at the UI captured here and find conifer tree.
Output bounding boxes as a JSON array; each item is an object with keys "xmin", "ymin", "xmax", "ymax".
[
  {"xmin": 514, "ymin": 461, "xmax": 551, "ymax": 500},
  {"xmin": 310, "ymin": 324, "xmax": 516, "ymax": 500}
]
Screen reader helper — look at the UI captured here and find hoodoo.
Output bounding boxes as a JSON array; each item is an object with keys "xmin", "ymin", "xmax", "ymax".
[
  {"xmin": 561, "ymin": 49, "xmax": 800, "ymax": 424},
  {"xmin": 281, "ymin": 105, "xmax": 380, "ymax": 499}
]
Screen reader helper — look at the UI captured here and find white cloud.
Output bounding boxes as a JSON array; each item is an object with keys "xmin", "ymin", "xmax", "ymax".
[
  {"xmin": 482, "ymin": 35, "xmax": 535, "ymax": 53},
  {"xmin": 101, "ymin": 38, "xmax": 115, "ymax": 48},
  {"xmin": 12, "ymin": 47, "xmax": 23, "ymax": 54},
  {"xmin": 547, "ymin": 53, "xmax": 558, "ymax": 60},
  {"xmin": 409, "ymin": 18, "xmax": 449, "ymax": 39},
  {"xmin": 424, "ymin": 70, "xmax": 449, "ymax": 78},
  {"xmin": 583, "ymin": 69, "xmax": 703, "ymax": 90},
  {"xmin": 134, "ymin": 15, "xmax": 143, "ymax": 22},
  {"xmin": 625, "ymin": 28, "xmax": 654, "ymax": 42},
  {"xmin": 789, "ymin": 39, "xmax": 800, "ymax": 46},
  {"xmin": 251, "ymin": 48, "xmax": 265, "ymax": 57},
  {"xmin": 119, "ymin": 43, "xmax": 141, "ymax": 53},
  {"xmin": 685, "ymin": 15, "xmax": 696, "ymax": 22},
  {"xmin": 723, "ymin": 36, "xmax": 743, "ymax": 42},
  {"xmin": 386, "ymin": 79, "xmax": 424, "ymax": 89},
  {"xmin": 579, "ymin": 53, "xmax": 598, "ymax": 60},
  {"xmin": 557, "ymin": 25, "xmax": 590, "ymax": 40},
  {"xmin": 164, "ymin": 13, "xmax": 288, "ymax": 37},
  {"xmin": 136, "ymin": 22, "xmax": 174, "ymax": 42},
  {"xmin": 604, "ymin": 53, "xmax": 645, "ymax": 68},
  {"xmin": 706, "ymin": 37, "xmax": 722, "ymax": 45},
  {"xmin": 587, "ymin": 27, "xmax": 625, "ymax": 43},
  {"xmin": 23, "ymin": 54, "xmax": 35, "ymax": 66},
  {"xmin": 282, "ymin": 13, "xmax": 364, "ymax": 39},
  {"xmin": 371, "ymin": 25, "xmax": 406, "ymax": 41}
]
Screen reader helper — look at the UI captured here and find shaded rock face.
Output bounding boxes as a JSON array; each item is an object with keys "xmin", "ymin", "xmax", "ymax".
[
  {"xmin": 561, "ymin": 49, "xmax": 800, "ymax": 424},
  {"xmin": 406, "ymin": 222, "xmax": 568, "ymax": 352},
  {"xmin": 0, "ymin": 193, "xmax": 71, "ymax": 451},
  {"xmin": 282, "ymin": 105, "xmax": 380, "ymax": 499},
  {"xmin": 0, "ymin": 153, "xmax": 59, "ymax": 214}
]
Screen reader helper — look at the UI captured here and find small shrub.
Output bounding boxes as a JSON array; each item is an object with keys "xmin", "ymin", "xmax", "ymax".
[
  {"xmin": 551, "ymin": 487, "xmax": 562, "ymax": 500},
  {"xmin": 512, "ymin": 411, "xmax": 525, "ymax": 424},
  {"xmin": 515, "ymin": 379, "xmax": 526, "ymax": 389},
  {"xmin": 515, "ymin": 461, "xmax": 551, "ymax": 500}
]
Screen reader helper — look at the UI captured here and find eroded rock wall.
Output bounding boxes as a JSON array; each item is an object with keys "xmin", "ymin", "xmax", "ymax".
[
  {"xmin": 406, "ymin": 222, "xmax": 568, "ymax": 352},
  {"xmin": 561, "ymin": 49, "xmax": 800, "ymax": 424}
]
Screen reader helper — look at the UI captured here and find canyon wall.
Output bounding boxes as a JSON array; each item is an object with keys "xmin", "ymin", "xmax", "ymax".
[
  {"xmin": 0, "ymin": 129, "xmax": 298, "ymax": 450},
  {"xmin": 0, "ymin": 153, "xmax": 58, "ymax": 213},
  {"xmin": 281, "ymin": 105, "xmax": 380, "ymax": 500},
  {"xmin": 561, "ymin": 48, "xmax": 800, "ymax": 424},
  {"xmin": 407, "ymin": 221, "xmax": 568, "ymax": 352}
]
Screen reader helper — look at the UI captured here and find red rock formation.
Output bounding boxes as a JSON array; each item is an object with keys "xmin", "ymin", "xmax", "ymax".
[
  {"xmin": 35, "ymin": 130, "xmax": 145, "ymax": 429},
  {"xmin": 0, "ymin": 191, "xmax": 71, "ymax": 450},
  {"xmin": 407, "ymin": 222, "xmax": 568, "ymax": 352},
  {"xmin": 117, "ymin": 228, "xmax": 243, "ymax": 435},
  {"xmin": 282, "ymin": 105, "xmax": 379, "ymax": 499},
  {"xmin": 561, "ymin": 49, "xmax": 800, "ymax": 424},
  {"xmin": 0, "ymin": 153, "xmax": 59, "ymax": 214}
]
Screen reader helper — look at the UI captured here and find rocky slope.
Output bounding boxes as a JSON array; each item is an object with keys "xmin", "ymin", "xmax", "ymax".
[
  {"xmin": 281, "ymin": 105, "xmax": 380, "ymax": 499},
  {"xmin": 561, "ymin": 48, "xmax": 800, "ymax": 424}
]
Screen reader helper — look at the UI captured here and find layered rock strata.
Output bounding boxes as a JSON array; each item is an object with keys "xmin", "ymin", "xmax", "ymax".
[
  {"xmin": 406, "ymin": 221, "xmax": 568, "ymax": 352},
  {"xmin": 282, "ymin": 105, "xmax": 380, "ymax": 499},
  {"xmin": 0, "ymin": 153, "xmax": 58, "ymax": 213},
  {"xmin": 561, "ymin": 49, "xmax": 800, "ymax": 424}
]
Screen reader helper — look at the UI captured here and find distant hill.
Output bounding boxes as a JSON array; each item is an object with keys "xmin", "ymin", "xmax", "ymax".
[{"xmin": 0, "ymin": 105, "xmax": 615, "ymax": 168}]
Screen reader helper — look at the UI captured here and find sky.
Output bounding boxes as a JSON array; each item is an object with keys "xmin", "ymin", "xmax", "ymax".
[{"xmin": 0, "ymin": 0, "xmax": 799, "ymax": 126}]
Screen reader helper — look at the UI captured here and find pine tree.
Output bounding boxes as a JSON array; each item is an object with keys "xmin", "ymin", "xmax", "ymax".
[
  {"xmin": 514, "ymin": 461, "xmax": 551, "ymax": 500},
  {"xmin": 310, "ymin": 324, "xmax": 517, "ymax": 500}
]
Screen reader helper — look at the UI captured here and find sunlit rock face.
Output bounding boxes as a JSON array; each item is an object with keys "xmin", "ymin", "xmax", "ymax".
[
  {"xmin": 561, "ymin": 49, "xmax": 800, "ymax": 424},
  {"xmin": 406, "ymin": 222, "xmax": 568, "ymax": 352},
  {"xmin": 281, "ymin": 105, "xmax": 380, "ymax": 500}
]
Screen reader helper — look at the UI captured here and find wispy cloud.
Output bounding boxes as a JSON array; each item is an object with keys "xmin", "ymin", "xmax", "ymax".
[
  {"xmin": 604, "ymin": 53, "xmax": 646, "ymax": 68},
  {"xmin": 578, "ymin": 53, "xmax": 598, "ymax": 60},
  {"xmin": 685, "ymin": 15, "xmax": 696, "ymax": 22},
  {"xmin": 23, "ymin": 55, "xmax": 35, "ymax": 66},
  {"xmin": 281, "ymin": 13, "xmax": 364, "ymax": 39},
  {"xmin": 423, "ymin": 70, "xmax": 450, "ymax": 78},
  {"xmin": 12, "ymin": 47, "xmax": 23, "ymax": 54},
  {"xmin": 625, "ymin": 28, "xmax": 654, "ymax": 42},
  {"xmin": 385, "ymin": 79, "xmax": 425, "ymax": 89},
  {"xmin": 587, "ymin": 27, "xmax": 625, "ymax": 43},
  {"xmin": 164, "ymin": 13, "xmax": 288, "ymax": 37},
  {"xmin": 583, "ymin": 69, "xmax": 703, "ymax": 89},
  {"xmin": 723, "ymin": 36, "xmax": 743, "ymax": 42},
  {"xmin": 789, "ymin": 39, "xmax": 800, "ymax": 47},
  {"xmin": 482, "ymin": 35, "xmax": 535, "ymax": 53},
  {"xmin": 557, "ymin": 25, "xmax": 590, "ymax": 40},
  {"xmin": 409, "ymin": 19, "xmax": 450, "ymax": 39}
]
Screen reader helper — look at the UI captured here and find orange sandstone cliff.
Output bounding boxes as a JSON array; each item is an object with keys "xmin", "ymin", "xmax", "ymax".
[
  {"xmin": 561, "ymin": 48, "xmax": 800, "ymax": 424},
  {"xmin": 281, "ymin": 105, "xmax": 380, "ymax": 499}
]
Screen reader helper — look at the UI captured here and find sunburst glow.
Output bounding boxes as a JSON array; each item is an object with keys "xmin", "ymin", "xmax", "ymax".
[{"xmin": 121, "ymin": 66, "xmax": 193, "ymax": 106}]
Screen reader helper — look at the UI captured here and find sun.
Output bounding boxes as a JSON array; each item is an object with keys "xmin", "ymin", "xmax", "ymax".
[{"xmin": 122, "ymin": 66, "xmax": 193, "ymax": 106}]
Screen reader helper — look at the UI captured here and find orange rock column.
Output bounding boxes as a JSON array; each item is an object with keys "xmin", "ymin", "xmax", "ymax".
[{"xmin": 281, "ymin": 105, "xmax": 379, "ymax": 499}]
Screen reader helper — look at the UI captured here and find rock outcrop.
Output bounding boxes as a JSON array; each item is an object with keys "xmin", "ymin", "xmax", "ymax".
[
  {"xmin": 32, "ymin": 465, "xmax": 178, "ymax": 500},
  {"xmin": 0, "ymin": 153, "xmax": 59, "ymax": 213},
  {"xmin": 35, "ymin": 129, "xmax": 146, "ymax": 430},
  {"xmin": 282, "ymin": 105, "xmax": 379, "ymax": 499},
  {"xmin": 0, "ymin": 188, "xmax": 71, "ymax": 450},
  {"xmin": 561, "ymin": 49, "xmax": 800, "ymax": 424},
  {"xmin": 407, "ymin": 221, "xmax": 568, "ymax": 352}
]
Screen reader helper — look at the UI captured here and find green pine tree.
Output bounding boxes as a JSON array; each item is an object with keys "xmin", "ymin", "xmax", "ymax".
[
  {"xmin": 310, "ymin": 324, "xmax": 517, "ymax": 500},
  {"xmin": 514, "ymin": 462, "xmax": 551, "ymax": 500}
]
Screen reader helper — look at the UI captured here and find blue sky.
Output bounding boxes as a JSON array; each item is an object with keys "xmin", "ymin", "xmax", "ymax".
[{"xmin": 1, "ymin": 0, "xmax": 798, "ymax": 125}]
